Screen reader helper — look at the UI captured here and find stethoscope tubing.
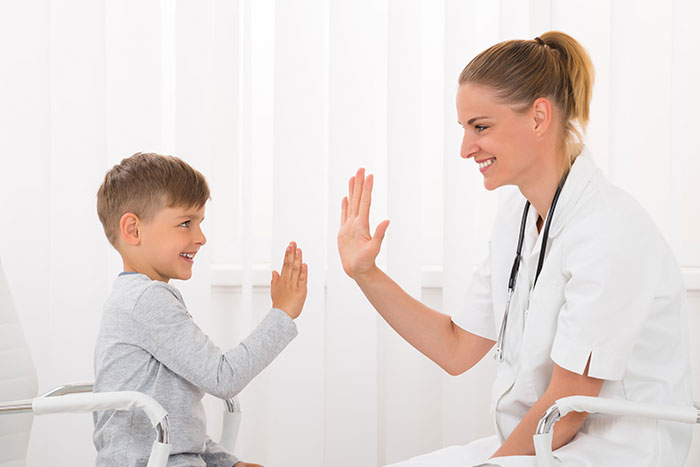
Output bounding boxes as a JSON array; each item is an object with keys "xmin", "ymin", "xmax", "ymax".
[{"xmin": 494, "ymin": 171, "xmax": 569, "ymax": 363}]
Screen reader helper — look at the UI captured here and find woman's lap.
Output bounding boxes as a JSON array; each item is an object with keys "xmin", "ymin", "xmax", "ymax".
[{"xmin": 382, "ymin": 435, "xmax": 550, "ymax": 467}]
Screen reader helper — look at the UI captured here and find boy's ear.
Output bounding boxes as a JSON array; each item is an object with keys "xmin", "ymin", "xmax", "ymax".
[{"xmin": 119, "ymin": 212, "xmax": 142, "ymax": 246}]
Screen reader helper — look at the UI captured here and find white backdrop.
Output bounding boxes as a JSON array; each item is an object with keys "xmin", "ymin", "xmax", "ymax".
[{"xmin": 1, "ymin": 0, "xmax": 699, "ymax": 466}]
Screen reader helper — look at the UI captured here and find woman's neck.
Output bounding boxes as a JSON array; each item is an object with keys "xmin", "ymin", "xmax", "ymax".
[{"xmin": 519, "ymin": 153, "xmax": 567, "ymax": 224}]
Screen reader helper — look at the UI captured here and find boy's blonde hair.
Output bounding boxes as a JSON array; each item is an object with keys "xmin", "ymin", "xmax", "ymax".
[{"xmin": 97, "ymin": 152, "xmax": 210, "ymax": 248}]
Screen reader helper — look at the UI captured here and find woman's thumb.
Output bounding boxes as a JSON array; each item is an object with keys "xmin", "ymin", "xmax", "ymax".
[{"xmin": 372, "ymin": 220, "xmax": 390, "ymax": 246}]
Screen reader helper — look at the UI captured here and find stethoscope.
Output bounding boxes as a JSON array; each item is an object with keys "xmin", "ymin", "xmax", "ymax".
[{"xmin": 493, "ymin": 171, "xmax": 569, "ymax": 363}]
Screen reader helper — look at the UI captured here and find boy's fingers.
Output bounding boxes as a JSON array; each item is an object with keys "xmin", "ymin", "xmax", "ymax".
[
  {"xmin": 292, "ymin": 248, "xmax": 302, "ymax": 277},
  {"xmin": 359, "ymin": 173, "xmax": 373, "ymax": 222},
  {"xmin": 351, "ymin": 168, "xmax": 365, "ymax": 216},
  {"xmin": 281, "ymin": 242, "xmax": 295, "ymax": 280},
  {"xmin": 298, "ymin": 263, "xmax": 308, "ymax": 284}
]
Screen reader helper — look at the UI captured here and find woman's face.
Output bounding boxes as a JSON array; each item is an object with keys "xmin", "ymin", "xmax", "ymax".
[{"xmin": 457, "ymin": 83, "xmax": 544, "ymax": 191}]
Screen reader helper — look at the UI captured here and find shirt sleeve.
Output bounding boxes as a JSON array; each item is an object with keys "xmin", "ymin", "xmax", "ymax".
[
  {"xmin": 550, "ymin": 205, "xmax": 663, "ymax": 380},
  {"xmin": 131, "ymin": 282, "xmax": 298, "ymax": 399},
  {"xmin": 451, "ymin": 250, "xmax": 497, "ymax": 341},
  {"xmin": 201, "ymin": 437, "xmax": 239, "ymax": 467}
]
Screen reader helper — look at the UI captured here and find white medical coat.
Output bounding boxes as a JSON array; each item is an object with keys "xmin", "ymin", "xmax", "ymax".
[{"xmin": 391, "ymin": 152, "xmax": 693, "ymax": 467}]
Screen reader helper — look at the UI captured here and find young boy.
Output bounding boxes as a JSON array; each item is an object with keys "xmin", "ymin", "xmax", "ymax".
[{"xmin": 93, "ymin": 152, "xmax": 307, "ymax": 467}]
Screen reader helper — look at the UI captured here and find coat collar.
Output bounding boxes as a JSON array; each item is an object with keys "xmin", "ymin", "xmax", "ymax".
[
  {"xmin": 518, "ymin": 148, "xmax": 598, "ymax": 266},
  {"xmin": 546, "ymin": 147, "xmax": 598, "ymax": 238}
]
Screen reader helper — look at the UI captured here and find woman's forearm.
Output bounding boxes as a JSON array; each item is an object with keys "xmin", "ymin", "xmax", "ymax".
[
  {"xmin": 354, "ymin": 266, "xmax": 493, "ymax": 375},
  {"xmin": 490, "ymin": 390, "xmax": 588, "ymax": 457},
  {"xmin": 491, "ymin": 362, "xmax": 603, "ymax": 458}
]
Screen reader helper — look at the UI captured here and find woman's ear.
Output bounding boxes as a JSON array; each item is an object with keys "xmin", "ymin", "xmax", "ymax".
[
  {"xmin": 119, "ymin": 212, "xmax": 141, "ymax": 246},
  {"xmin": 532, "ymin": 97, "xmax": 553, "ymax": 135}
]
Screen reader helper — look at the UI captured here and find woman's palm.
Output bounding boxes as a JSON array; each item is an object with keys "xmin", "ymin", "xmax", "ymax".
[{"xmin": 337, "ymin": 169, "xmax": 390, "ymax": 278}]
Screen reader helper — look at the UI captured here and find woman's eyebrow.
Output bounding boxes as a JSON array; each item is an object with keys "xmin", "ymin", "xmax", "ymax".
[{"xmin": 467, "ymin": 116, "xmax": 490, "ymax": 125}]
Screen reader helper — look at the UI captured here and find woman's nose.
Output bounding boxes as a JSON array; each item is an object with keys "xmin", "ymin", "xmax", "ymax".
[{"xmin": 460, "ymin": 132, "xmax": 478, "ymax": 159}]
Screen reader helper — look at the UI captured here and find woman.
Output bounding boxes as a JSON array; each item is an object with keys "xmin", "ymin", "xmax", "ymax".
[{"xmin": 337, "ymin": 31, "xmax": 692, "ymax": 466}]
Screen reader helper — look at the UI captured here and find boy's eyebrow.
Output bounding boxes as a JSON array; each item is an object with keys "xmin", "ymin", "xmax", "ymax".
[{"xmin": 176, "ymin": 213, "xmax": 204, "ymax": 220}]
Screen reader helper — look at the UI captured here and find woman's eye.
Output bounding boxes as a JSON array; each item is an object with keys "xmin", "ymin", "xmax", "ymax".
[{"xmin": 475, "ymin": 125, "xmax": 488, "ymax": 132}]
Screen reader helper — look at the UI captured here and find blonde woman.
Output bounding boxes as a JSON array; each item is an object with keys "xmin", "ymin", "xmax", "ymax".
[{"xmin": 337, "ymin": 31, "xmax": 692, "ymax": 466}]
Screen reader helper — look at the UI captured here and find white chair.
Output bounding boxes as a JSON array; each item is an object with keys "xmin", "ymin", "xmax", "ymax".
[
  {"xmin": 0, "ymin": 259, "xmax": 241, "ymax": 466},
  {"xmin": 533, "ymin": 395, "xmax": 700, "ymax": 466}
]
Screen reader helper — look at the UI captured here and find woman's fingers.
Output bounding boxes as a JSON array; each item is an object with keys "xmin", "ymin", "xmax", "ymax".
[
  {"xmin": 348, "ymin": 176, "xmax": 355, "ymax": 210},
  {"xmin": 351, "ymin": 168, "xmax": 365, "ymax": 216},
  {"xmin": 371, "ymin": 220, "xmax": 390, "ymax": 248},
  {"xmin": 341, "ymin": 196, "xmax": 348, "ymax": 225},
  {"xmin": 359, "ymin": 173, "xmax": 373, "ymax": 222}
]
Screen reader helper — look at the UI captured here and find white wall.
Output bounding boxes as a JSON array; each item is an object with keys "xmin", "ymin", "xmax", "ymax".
[{"xmin": 1, "ymin": 0, "xmax": 699, "ymax": 465}]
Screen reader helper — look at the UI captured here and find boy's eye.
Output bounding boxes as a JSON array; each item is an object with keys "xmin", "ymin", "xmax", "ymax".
[{"xmin": 179, "ymin": 220, "xmax": 190, "ymax": 227}]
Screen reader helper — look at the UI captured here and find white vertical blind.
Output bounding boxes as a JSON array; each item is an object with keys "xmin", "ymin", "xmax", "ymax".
[
  {"xmin": 44, "ymin": 0, "xmax": 108, "ymax": 464},
  {"xmin": 609, "ymin": 0, "xmax": 674, "ymax": 239},
  {"xmin": 673, "ymin": 0, "xmax": 700, "ymax": 268},
  {"xmin": 381, "ymin": 2, "xmax": 442, "ymax": 464},
  {"xmin": 1, "ymin": 1, "xmax": 699, "ymax": 466},
  {"xmin": 266, "ymin": 0, "xmax": 327, "ymax": 464},
  {"xmin": 325, "ymin": 1, "xmax": 383, "ymax": 464}
]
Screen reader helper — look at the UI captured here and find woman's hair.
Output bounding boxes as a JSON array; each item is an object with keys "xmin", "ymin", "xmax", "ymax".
[
  {"xmin": 97, "ymin": 152, "xmax": 211, "ymax": 248},
  {"xmin": 459, "ymin": 31, "xmax": 594, "ymax": 168}
]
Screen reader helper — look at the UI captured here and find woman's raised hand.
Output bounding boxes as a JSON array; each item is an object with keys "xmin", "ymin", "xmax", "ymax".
[{"xmin": 337, "ymin": 168, "xmax": 390, "ymax": 280}]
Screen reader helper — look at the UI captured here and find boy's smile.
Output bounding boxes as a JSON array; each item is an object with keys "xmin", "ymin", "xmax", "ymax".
[{"xmin": 123, "ymin": 205, "xmax": 207, "ymax": 283}]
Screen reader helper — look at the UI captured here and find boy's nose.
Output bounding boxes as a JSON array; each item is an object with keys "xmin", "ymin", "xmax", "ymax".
[{"xmin": 196, "ymin": 228, "xmax": 207, "ymax": 246}]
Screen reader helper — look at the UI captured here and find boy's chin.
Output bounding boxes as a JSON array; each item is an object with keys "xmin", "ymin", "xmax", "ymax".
[{"xmin": 175, "ymin": 271, "xmax": 193, "ymax": 281}]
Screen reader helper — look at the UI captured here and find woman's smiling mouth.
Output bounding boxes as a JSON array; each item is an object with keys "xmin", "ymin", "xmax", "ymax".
[{"xmin": 477, "ymin": 158, "xmax": 495, "ymax": 172}]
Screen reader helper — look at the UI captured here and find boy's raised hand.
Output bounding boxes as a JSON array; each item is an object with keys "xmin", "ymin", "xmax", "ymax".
[
  {"xmin": 337, "ymin": 168, "xmax": 390, "ymax": 280},
  {"xmin": 271, "ymin": 241, "xmax": 308, "ymax": 319}
]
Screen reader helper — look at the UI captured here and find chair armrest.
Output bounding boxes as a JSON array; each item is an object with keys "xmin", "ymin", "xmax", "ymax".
[
  {"xmin": 533, "ymin": 396, "xmax": 700, "ymax": 467},
  {"xmin": 39, "ymin": 382, "xmax": 94, "ymax": 397},
  {"xmin": 219, "ymin": 397, "xmax": 242, "ymax": 452},
  {"xmin": 33, "ymin": 391, "xmax": 168, "ymax": 430},
  {"xmin": 0, "ymin": 390, "xmax": 172, "ymax": 467}
]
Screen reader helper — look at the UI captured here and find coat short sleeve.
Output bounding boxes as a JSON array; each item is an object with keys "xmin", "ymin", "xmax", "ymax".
[
  {"xmin": 550, "ymin": 200, "xmax": 664, "ymax": 381},
  {"xmin": 451, "ymin": 250, "xmax": 497, "ymax": 342}
]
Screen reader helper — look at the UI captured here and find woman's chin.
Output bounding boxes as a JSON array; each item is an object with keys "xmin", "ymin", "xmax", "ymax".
[{"xmin": 482, "ymin": 177, "xmax": 501, "ymax": 191}]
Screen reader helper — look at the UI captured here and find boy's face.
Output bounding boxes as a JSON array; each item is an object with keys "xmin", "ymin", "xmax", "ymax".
[{"xmin": 136, "ymin": 204, "xmax": 207, "ymax": 283}]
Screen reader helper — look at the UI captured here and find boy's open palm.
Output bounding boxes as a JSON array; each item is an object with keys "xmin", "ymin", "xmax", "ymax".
[
  {"xmin": 338, "ymin": 168, "xmax": 390, "ymax": 279},
  {"xmin": 271, "ymin": 242, "xmax": 307, "ymax": 319}
]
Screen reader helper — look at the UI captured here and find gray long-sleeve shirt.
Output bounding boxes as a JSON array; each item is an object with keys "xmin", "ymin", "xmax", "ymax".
[{"xmin": 93, "ymin": 272, "xmax": 297, "ymax": 466}]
